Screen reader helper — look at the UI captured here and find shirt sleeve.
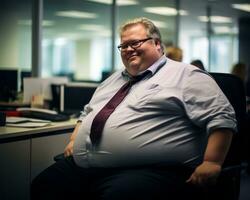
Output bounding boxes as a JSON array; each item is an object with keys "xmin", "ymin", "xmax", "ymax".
[
  {"xmin": 183, "ymin": 69, "xmax": 237, "ymax": 135},
  {"xmin": 77, "ymin": 103, "xmax": 92, "ymax": 122}
]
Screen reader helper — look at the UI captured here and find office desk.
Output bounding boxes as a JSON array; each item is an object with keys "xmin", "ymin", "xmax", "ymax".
[
  {"xmin": 0, "ymin": 118, "xmax": 77, "ymax": 200},
  {"xmin": 0, "ymin": 118, "xmax": 76, "ymax": 141}
]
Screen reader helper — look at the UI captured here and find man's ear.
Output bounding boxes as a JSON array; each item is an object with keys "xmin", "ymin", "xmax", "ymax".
[{"xmin": 155, "ymin": 39, "xmax": 161, "ymax": 51}]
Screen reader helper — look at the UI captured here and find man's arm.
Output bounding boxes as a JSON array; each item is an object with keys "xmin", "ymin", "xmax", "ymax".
[
  {"xmin": 186, "ymin": 128, "xmax": 233, "ymax": 186},
  {"xmin": 64, "ymin": 121, "xmax": 82, "ymax": 157}
]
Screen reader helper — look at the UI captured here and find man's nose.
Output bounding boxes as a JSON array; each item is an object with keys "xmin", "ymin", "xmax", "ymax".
[{"xmin": 126, "ymin": 45, "xmax": 135, "ymax": 51}]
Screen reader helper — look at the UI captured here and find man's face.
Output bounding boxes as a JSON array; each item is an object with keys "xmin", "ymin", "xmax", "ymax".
[{"xmin": 120, "ymin": 24, "xmax": 162, "ymax": 76}]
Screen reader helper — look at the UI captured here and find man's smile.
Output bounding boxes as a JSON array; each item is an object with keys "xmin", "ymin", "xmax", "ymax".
[{"xmin": 126, "ymin": 53, "xmax": 138, "ymax": 61}]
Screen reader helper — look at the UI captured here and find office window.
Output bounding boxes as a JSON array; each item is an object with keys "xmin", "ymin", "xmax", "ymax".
[
  {"xmin": 188, "ymin": 34, "xmax": 238, "ymax": 73},
  {"xmin": 210, "ymin": 34, "xmax": 238, "ymax": 73},
  {"xmin": 0, "ymin": 0, "xmax": 32, "ymax": 90},
  {"xmin": 43, "ymin": 0, "xmax": 112, "ymax": 81},
  {"xmin": 179, "ymin": 1, "xmax": 239, "ymax": 72},
  {"xmin": 189, "ymin": 36, "xmax": 208, "ymax": 68},
  {"xmin": 179, "ymin": 0, "xmax": 208, "ymax": 68}
]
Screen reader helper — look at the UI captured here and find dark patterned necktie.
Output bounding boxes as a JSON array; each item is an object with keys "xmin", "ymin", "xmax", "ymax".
[{"xmin": 90, "ymin": 71, "xmax": 151, "ymax": 145}]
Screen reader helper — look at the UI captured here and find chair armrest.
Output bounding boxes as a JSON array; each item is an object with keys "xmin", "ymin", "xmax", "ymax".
[
  {"xmin": 220, "ymin": 163, "xmax": 246, "ymax": 175},
  {"xmin": 54, "ymin": 153, "xmax": 65, "ymax": 162}
]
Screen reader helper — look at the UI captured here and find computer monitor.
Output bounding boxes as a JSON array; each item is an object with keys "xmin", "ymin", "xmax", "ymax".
[
  {"xmin": 0, "ymin": 69, "xmax": 18, "ymax": 101},
  {"xmin": 23, "ymin": 77, "xmax": 69, "ymax": 104},
  {"xmin": 59, "ymin": 82, "xmax": 98, "ymax": 115},
  {"xmin": 20, "ymin": 71, "xmax": 31, "ymax": 91}
]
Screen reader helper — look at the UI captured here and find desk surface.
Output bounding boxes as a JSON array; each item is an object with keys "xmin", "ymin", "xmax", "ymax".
[{"xmin": 0, "ymin": 118, "xmax": 77, "ymax": 141}]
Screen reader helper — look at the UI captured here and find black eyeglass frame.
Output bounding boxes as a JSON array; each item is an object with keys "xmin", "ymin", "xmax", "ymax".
[{"xmin": 117, "ymin": 37, "xmax": 153, "ymax": 52}]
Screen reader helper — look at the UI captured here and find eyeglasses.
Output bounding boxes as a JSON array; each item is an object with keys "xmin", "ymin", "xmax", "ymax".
[{"xmin": 117, "ymin": 37, "xmax": 152, "ymax": 52}]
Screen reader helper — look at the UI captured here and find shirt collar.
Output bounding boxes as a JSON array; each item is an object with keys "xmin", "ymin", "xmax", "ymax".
[{"xmin": 122, "ymin": 55, "xmax": 167, "ymax": 80}]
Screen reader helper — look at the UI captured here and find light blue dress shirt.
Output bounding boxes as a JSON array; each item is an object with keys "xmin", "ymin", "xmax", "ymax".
[{"xmin": 73, "ymin": 56, "xmax": 237, "ymax": 168}]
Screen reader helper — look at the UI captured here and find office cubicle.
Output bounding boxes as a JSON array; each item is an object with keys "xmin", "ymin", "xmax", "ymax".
[
  {"xmin": 0, "ymin": 69, "xmax": 18, "ymax": 102},
  {"xmin": 51, "ymin": 82, "xmax": 98, "ymax": 116}
]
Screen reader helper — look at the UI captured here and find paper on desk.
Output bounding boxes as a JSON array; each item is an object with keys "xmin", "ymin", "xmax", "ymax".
[
  {"xmin": 6, "ymin": 122, "xmax": 51, "ymax": 128},
  {"xmin": 6, "ymin": 117, "xmax": 51, "ymax": 124},
  {"xmin": 6, "ymin": 117, "xmax": 51, "ymax": 128}
]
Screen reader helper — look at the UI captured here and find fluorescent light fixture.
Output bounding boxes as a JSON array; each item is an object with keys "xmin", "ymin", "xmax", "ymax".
[
  {"xmin": 56, "ymin": 11, "xmax": 97, "ymax": 19},
  {"xmin": 214, "ymin": 26, "xmax": 230, "ymax": 34},
  {"xmin": 18, "ymin": 20, "xmax": 54, "ymax": 26},
  {"xmin": 214, "ymin": 26, "xmax": 231, "ymax": 33},
  {"xmin": 78, "ymin": 24, "xmax": 111, "ymax": 36},
  {"xmin": 232, "ymin": 4, "xmax": 250, "ymax": 12},
  {"xmin": 54, "ymin": 38, "xmax": 67, "ymax": 46},
  {"xmin": 42, "ymin": 21, "xmax": 55, "ymax": 26},
  {"xmin": 87, "ymin": 0, "xmax": 139, "ymax": 6},
  {"xmin": 78, "ymin": 24, "xmax": 104, "ymax": 31},
  {"xmin": 96, "ymin": 30, "xmax": 111, "ymax": 37},
  {"xmin": 151, "ymin": 20, "xmax": 168, "ymax": 29},
  {"xmin": 198, "ymin": 16, "xmax": 232, "ymax": 23},
  {"xmin": 214, "ymin": 26, "xmax": 238, "ymax": 34},
  {"xmin": 56, "ymin": 33, "xmax": 87, "ymax": 40},
  {"xmin": 18, "ymin": 20, "xmax": 32, "ymax": 26},
  {"xmin": 143, "ymin": 7, "xmax": 188, "ymax": 16}
]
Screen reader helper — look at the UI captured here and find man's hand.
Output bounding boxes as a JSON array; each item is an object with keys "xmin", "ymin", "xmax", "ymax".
[
  {"xmin": 186, "ymin": 129, "xmax": 233, "ymax": 186},
  {"xmin": 64, "ymin": 140, "xmax": 74, "ymax": 157},
  {"xmin": 186, "ymin": 161, "xmax": 221, "ymax": 186},
  {"xmin": 63, "ymin": 121, "xmax": 82, "ymax": 157}
]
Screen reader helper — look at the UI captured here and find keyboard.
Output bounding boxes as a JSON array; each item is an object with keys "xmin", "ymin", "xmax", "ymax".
[{"xmin": 19, "ymin": 110, "xmax": 69, "ymax": 122}]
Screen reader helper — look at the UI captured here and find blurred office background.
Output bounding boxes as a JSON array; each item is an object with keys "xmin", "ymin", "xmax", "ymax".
[{"xmin": 0, "ymin": 0, "xmax": 250, "ymax": 88}]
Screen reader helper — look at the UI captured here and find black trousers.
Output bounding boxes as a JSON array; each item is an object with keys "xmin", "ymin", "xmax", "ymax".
[{"xmin": 31, "ymin": 156, "xmax": 195, "ymax": 200}]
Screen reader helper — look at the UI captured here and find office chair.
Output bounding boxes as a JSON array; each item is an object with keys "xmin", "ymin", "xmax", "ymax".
[
  {"xmin": 54, "ymin": 72, "xmax": 247, "ymax": 200},
  {"xmin": 210, "ymin": 72, "xmax": 246, "ymax": 168},
  {"xmin": 185, "ymin": 72, "xmax": 247, "ymax": 200}
]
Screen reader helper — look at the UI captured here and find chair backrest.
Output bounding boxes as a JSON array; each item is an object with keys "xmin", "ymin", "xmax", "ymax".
[
  {"xmin": 176, "ymin": 72, "xmax": 247, "ymax": 200},
  {"xmin": 210, "ymin": 72, "xmax": 247, "ymax": 167}
]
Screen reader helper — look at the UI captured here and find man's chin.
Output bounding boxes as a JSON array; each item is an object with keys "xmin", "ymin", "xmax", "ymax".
[
  {"xmin": 128, "ymin": 61, "xmax": 139, "ymax": 68},
  {"xmin": 127, "ymin": 65, "xmax": 140, "ymax": 76}
]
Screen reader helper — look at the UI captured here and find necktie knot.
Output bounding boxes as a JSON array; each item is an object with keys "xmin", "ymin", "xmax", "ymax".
[{"xmin": 130, "ymin": 70, "xmax": 151, "ymax": 84}]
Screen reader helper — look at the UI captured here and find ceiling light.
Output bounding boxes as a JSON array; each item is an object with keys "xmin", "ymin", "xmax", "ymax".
[
  {"xmin": 198, "ymin": 16, "xmax": 232, "ymax": 23},
  {"xmin": 56, "ymin": 11, "xmax": 98, "ymax": 19},
  {"xmin": 143, "ymin": 7, "xmax": 188, "ymax": 16},
  {"xmin": 18, "ymin": 20, "xmax": 54, "ymax": 26},
  {"xmin": 54, "ymin": 38, "xmax": 67, "ymax": 46},
  {"xmin": 78, "ymin": 24, "xmax": 111, "ymax": 36},
  {"xmin": 56, "ymin": 33, "xmax": 85, "ymax": 40},
  {"xmin": 18, "ymin": 20, "xmax": 32, "ymax": 26},
  {"xmin": 86, "ymin": 0, "xmax": 139, "ymax": 6},
  {"xmin": 213, "ymin": 26, "xmax": 237, "ymax": 34},
  {"xmin": 151, "ymin": 20, "xmax": 168, "ymax": 29},
  {"xmin": 95, "ymin": 30, "xmax": 111, "ymax": 37},
  {"xmin": 78, "ymin": 24, "xmax": 104, "ymax": 31},
  {"xmin": 42, "ymin": 21, "xmax": 55, "ymax": 26},
  {"xmin": 214, "ymin": 26, "xmax": 231, "ymax": 33},
  {"xmin": 232, "ymin": 4, "xmax": 250, "ymax": 12}
]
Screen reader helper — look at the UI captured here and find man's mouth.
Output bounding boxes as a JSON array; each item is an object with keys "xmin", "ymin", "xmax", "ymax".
[{"xmin": 127, "ymin": 54, "xmax": 137, "ymax": 61}]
